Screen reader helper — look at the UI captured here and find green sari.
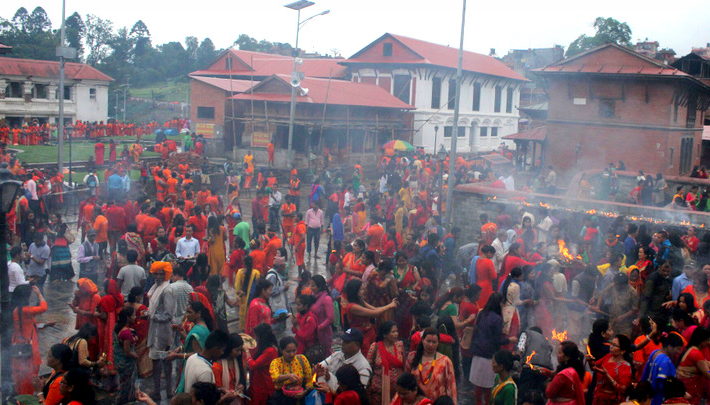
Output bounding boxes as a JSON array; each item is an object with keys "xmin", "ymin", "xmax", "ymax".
[{"xmin": 175, "ymin": 324, "xmax": 210, "ymax": 393}]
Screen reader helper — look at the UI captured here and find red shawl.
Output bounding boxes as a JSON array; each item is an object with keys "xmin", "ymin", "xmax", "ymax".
[
  {"xmin": 99, "ymin": 279, "xmax": 124, "ymax": 313},
  {"xmin": 190, "ymin": 290, "xmax": 216, "ymax": 326},
  {"xmin": 559, "ymin": 367, "xmax": 585, "ymax": 405}
]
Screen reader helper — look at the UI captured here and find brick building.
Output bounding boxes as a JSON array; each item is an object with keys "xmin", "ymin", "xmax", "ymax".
[{"xmin": 532, "ymin": 43, "xmax": 710, "ymax": 177}]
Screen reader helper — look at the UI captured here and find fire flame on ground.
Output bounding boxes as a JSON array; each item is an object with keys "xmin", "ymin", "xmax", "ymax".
[{"xmin": 551, "ymin": 329, "xmax": 568, "ymax": 342}]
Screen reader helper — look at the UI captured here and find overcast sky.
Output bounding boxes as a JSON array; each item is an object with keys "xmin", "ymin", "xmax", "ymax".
[{"xmin": 2, "ymin": 0, "xmax": 709, "ymax": 59}]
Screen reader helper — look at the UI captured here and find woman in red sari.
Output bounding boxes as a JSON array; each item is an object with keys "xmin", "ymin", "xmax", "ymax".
[
  {"xmin": 332, "ymin": 239, "xmax": 366, "ymax": 293},
  {"xmin": 125, "ymin": 286, "xmax": 152, "ymax": 378},
  {"xmin": 366, "ymin": 321, "xmax": 406, "ymax": 405},
  {"xmin": 12, "ymin": 285, "xmax": 47, "ymax": 394},
  {"xmin": 95, "ymin": 279, "xmax": 124, "ymax": 390},
  {"xmin": 677, "ymin": 328, "xmax": 710, "ymax": 404},
  {"xmin": 365, "ymin": 261, "xmax": 398, "ymax": 325},
  {"xmin": 545, "ymin": 341, "xmax": 586, "ymax": 405},
  {"xmin": 591, "ymin": 335, "xmax": 633, "ymax": 405},
  {"xmin": 245, "ymin": 279, "xmax": 273, "ymax": 337},
  {"xmin": 636, "ymin": 246, "xmax": 654, "ymax": 282},
  {"xmin": 394, "ymin": 251, "xmax": 421, "ymax": 338},
  {"xmin": 341, "ymin": 279, "xmax": 398, "ymax": 356}
]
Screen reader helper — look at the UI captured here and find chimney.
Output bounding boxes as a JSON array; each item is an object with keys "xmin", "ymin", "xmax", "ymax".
[{"xmin": 490, "ymin": 48, "xmax": 496, "ymax": 56}]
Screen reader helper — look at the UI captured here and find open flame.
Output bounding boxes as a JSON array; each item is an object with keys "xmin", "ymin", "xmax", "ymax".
[
  {"xmin": 551, "ymin": 329, "xmax": 568, "ymax": 342},
  {"xmin": 525, "ymin": 350, "xmax": 536, "ymax": 369},
  {"xmin": 539, "ymin": 202, "xmax": 551, "ymax": 209},
  {"xmin": 312, "ymin": 372, "xmax": 317, "ymax": 384},
  {"xmin": 557, "ymin": 240, "xmax": 582, "ymax": 262},
  {"xmin": 585, "ymin": 209, "xmax": 597, "ymax": 215}
]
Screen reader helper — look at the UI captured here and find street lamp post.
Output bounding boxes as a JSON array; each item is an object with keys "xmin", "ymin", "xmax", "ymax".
[
  {"xmin": 445, "ymin": 0, "xmax": 467, "ymax": 227},
  {"xmin": 67, "ymin": 125, "xmax": 74, "ymax": 184},
  {"xmin": 0, "ymin": 169, "xmax": 23, "ymax": 402},
  {"xmin": 433, "ymin": 125, "xmax": 439, "ymax": 156},
  {"xmin": 284, "ymin": 0, "xmax": 329, "ymax": 168}
]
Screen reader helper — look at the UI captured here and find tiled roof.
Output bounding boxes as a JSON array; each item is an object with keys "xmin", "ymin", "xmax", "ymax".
[
  {"xmin": 0, "ymin": 56, "xmax": 113, "ymax": 81},
  {"xmin": 229, "ymin": 74, "xmax": 414, "ymax": 109},
  {"xmin": 341, "ymin": 33, "xmax": 528, "ymax": 81},
  {"xmin": 502, "ymin": 126, "xmax": 547, "ymax": 141},
  {"xmin": 189, "ymin": 76, "xmax": 254, "ymax": 93}
]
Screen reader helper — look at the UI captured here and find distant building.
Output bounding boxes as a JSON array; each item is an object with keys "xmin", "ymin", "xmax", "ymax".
[
  {"xmin": 692, "ymin": 44, "xmax": 710, "ymax": 59},
  {"xmin": 340, "ymin": 33, "xmax": 528, "ymax": 153},
  {"xmin": 531, "ymin": 43, "xmax": 710, "ymax": 177},
  {"xmin": 503, "ymin": 46, "xmax": 565, "ymax": 76},
  {"xmin": 0, "ymin": 43, "xmax": 11, "ymax": 55},
  {"xmin": 0, "ymin": 57, "xmax": 113, "ymax": 127},
  {"xmin": 189, "ymin": 48, "xmax": 412, "ymax": 164},
  {"xmin": 633, "ymin": 39, "xmax": 676, "ymax": 64}
]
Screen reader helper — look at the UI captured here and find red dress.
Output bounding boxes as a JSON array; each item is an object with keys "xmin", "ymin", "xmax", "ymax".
[
  {"xmin": 592, "ymin": 354, "xmax": 632, "ymax": 405},
  {"xmin": 12, "ymin": 300, "xmax": 48, "ymax": 394},
  {"xmin": 95, "ymin": 143, "xmax": 105, "ymax": 165},
  {"xmin": 245, "ymin": 297, "xmax": 271, "ymax": 337},
  {"xmin": 247, "ymin": 347, "xmax": 278, "ymax": 405},
  {"xmin": 342, "ymin": 303, "xmax": 376, "ymax": 356}
]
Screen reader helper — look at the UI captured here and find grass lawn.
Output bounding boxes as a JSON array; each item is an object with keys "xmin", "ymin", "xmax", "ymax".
[
  {"xmin": 12, "ymin": 138, "xmax": 159, "ymax": 164},
  {"xmin": 130, "ymin": 82, "xmax": 190, "ymax": 103}
]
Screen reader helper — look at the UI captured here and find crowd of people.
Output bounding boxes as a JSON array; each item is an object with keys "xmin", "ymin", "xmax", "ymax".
[
  {"xmin": 0, "ymin": 118, "xmax": 191, "ymax": 145},
  {"xmin": 6, "ymin": 132, "xmax": 710, "ymax": 405}
]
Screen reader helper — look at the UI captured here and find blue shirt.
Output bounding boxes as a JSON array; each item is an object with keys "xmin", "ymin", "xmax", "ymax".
[
  {"xmin": 108, "ymin": 173, "xmax": 123, "ymax": 190},
  {"xmin": 623, "ymin": 236, "xmax": 637, "ymax": 259},
  {"xmin": 332, "ymin": 213, "xmax": 344, "ymax": 242},
  {"xmin": 671, "ymin": 272, "xmax": 693, "ymax": 301}
]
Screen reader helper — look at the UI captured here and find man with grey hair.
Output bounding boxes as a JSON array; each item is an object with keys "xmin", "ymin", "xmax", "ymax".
[{"xmin": 491, "ymin": 228, "xmax": 508, "ymax": 275}]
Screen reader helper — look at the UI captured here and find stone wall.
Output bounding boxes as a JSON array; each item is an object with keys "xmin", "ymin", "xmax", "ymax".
[{"xmin": 453, "ymin": 183, "xmax": 710, "ymax": 244}]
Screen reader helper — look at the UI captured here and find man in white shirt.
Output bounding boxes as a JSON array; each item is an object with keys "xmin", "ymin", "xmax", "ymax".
[
  {"xmin": 8, "ymin": 246, "xmax": 27, "ymax": 292},
  {"xmin": 343, "ymin": 187, "xmax": 352, "ymax": 208},
  {"xmin": 182, "ymin": 330, "xmax": 229, "ymax": 393},
  {"xmin": 315, "ymin": 328, "xmax": 372, "ymax": 391},
  {"xmin": 175, "ymin": 225, "xmax": 200, "ymax": 260},
  {"xmin": 268, "ymin": 185, "xmax": 283, "ymax": 232}
]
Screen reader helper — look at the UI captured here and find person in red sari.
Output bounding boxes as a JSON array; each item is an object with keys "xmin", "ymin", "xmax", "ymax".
[
  {"xmin": 212, "ymin": 334, "xmax": 247, "ymax": 398},
  {"xmin": 247, "ymin": 323, "xmax": 278, "ymax": 405},
  {"xmin": 366, "ymin": 321, "xmax": 406, "ymax": 405},
  {"xmin": 95, "ymin": 279, "xmax": 124, "ymax": 390},
  {"xmin": 109, "ymin": 140, "xmax": 117, "ymax": 163},
  {"xmin": 498, "ymin": 242, "xmax": 537, "ymax": 290},
  {"xmin": 591, "ymin": 335, "xmax": 633, "ymax": 405},
  {"xmin": 636, "ymin": 246, "xmax": 655, "ymax": 282},
  {"xmin": 545, "ymin": 341, "xmax": 586, "ymax": 405},
  {"xmin": 245, "ymin": 279, "xmax": 273, "ymax": 337},
  {"xmin": 389, "ymin": 372, "xmax": 433, "ymax": 405},
  {"xmin": 94, "ymin": 141, "xmax": 105, "ymax": 166},
  {"xmin": 476, "ymin": 245, "xmax": 498, "ymax": 307},
  {"xmin": 126, "ymin": 286, "xmax": 152, "ymax": 378},
  {"xmin": 293, "ymin": 294, "xmax": 318, "ymax": 354},
  {"xmin": 676, "ymin": 328, "xmax": 710, "ymax": 404},
  {"xmin": 660, "ymin": 377, "xmax": 692, "ymax": 405},
  {"xmin": 69, "ymin": 278, "xmax": 101, "ymax": 358},
  {"xmin": 12, "ymin": 285, "xmax": 48, "ymax": 394},
  {"xmin": 341, "ymin": 279, "xmax": 398, "ymax": 356}
]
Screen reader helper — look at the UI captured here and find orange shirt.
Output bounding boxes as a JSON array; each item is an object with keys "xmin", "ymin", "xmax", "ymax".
[
  {"xmin": 264, "ymin": 237, "xmax": 283, "ymax": 269},
  {"xmin": 167, "ymin": 178, "xmax": 178, "ymax": 194},
  {"xmin": 267, "ymin": 177, "xmax": 277, "ymax": 188},
  {"xmin": 81, "ymin": 203, "xmax": 95, "ymax": 226},
  {"xmin": 196, "ymin": 190, "xmax": 211, "ymax": 207},
  {"xmin": 205, "ymin": 195, "xmax": 221, "ymax": 214},
  {"xmin": 250, "ymin": 249, "xmax": 267, "ymax": 272},
  {"xmin": 184, "ymin": 200, "xmax": 195, "ymax": 217},
  {"xmin": 282, "ymin": 203, "xmax": 296, "ymax": 228},
  {"xmin": 140, "ymin": 216, "xmax": 162, "ymax": 237},
  {"xmin": 160, "ymin": 207, "xmax": 173, "ymax": 226},
  {"xmin": 367, "ymin": 223, "xmax": 385, "ymax": 251},
  {"xmin": 93, "ymin": 215, "xmax": 109, "ymax": 243},
  {"xmin": 290, "ymin": 221, "xmax": 306, "ymax": 246}
]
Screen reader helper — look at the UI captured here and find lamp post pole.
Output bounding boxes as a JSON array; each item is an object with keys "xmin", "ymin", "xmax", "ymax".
[
  {"xmin": 285, "ymin": 1, "xmax": 329, "ymax": 169},
  {"xmin": 286, "ymin": 7, "xmax": 302, "ymax": 169},
  {"xmin": 445, "ymin": 0, "xmax": 467, "ymax": 227}
]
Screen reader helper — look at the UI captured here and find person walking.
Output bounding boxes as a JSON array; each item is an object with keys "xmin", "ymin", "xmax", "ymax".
[
  {"xmin": 306, "ymin": 202, "xmax": 325, "ymax": 258},
  {"xmin": 12, "ymin": 285, "xmax": 48, "ymax": 394}
]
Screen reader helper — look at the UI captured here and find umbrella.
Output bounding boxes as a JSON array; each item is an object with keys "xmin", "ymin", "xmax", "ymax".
[{"xmin": 382, "ymin": 140, "xmax": 414, "ymax": 152}]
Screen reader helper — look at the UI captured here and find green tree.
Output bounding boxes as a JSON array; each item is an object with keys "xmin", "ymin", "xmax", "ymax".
[
  {"xmin": 566, "ymin": 17, "xmax": 632, "ymax": 57},
  {"xmin": 27, "ymin": 7, "xmax": 51, "ymax": 34},
  {"xmin": 195, "ymin": 37, "xmax": 217, "ymax": 69},
  {"xmin": 65, "ymin": 12, "xmax": 85, "ymax": 60},
  {"xmin": 11, "ymin": 7, "xmax": 29, "ymax": 32},
  {"xmin": 130, "ymin": 20, "xmax": 152, "ymax": 62},
  {"xmin": 85, "ymin": 14, "xmax": 114, "ymax": 66}
]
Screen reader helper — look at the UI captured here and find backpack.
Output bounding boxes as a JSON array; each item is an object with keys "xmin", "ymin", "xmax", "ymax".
[{"xmin": 86, "ymin": 174, "xmax": 97, "ymax": 188}]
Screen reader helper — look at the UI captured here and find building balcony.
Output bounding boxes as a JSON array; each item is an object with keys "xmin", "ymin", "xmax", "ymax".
[{"xmin": 0, "ymin": 97, "xmax": 76, "ymax": 116}]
